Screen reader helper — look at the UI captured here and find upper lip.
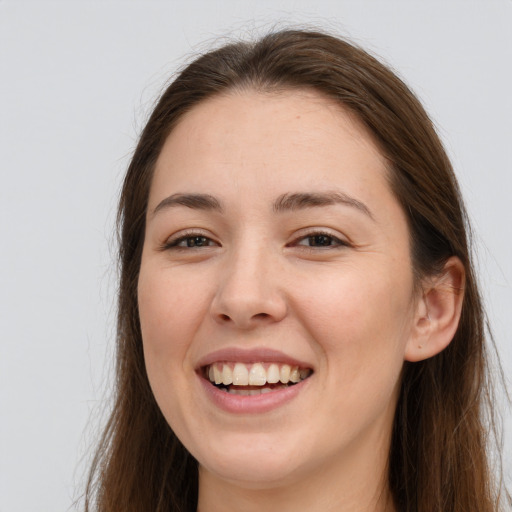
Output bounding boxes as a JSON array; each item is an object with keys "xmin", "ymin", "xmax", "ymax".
[{"xmin": 195, "ymin": 347, "xmax": 313, "ymax": 370}]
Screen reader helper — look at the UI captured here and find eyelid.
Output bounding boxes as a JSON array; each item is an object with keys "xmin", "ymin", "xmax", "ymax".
[
  {"xmin": 287, "ymin": 228, "xmax": 352, "ymax": 249},
  {"xmin": 160, "ymin": 229, "xmax": 220, "ymax": 250},
  {"xmin": 159, "ymin": 227, "xmax": 351, "ymax": 251}
]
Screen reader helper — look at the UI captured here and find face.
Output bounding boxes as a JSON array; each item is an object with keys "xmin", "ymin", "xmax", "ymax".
[{"xmin": 138, "ymin": 90, "xmax": 419, "ymax": 489}]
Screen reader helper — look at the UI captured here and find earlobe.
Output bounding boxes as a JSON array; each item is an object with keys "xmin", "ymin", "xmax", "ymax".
[{"xmin": 405, "ymin": 256, "xmax": 465, "ymax": 362}]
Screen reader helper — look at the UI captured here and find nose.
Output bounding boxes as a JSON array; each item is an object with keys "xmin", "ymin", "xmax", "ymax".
[{"xmin": 210, "ymin": 244, "xmax": 287, "ymax": 329}]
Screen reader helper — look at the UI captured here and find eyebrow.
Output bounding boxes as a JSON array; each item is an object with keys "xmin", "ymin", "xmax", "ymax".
[
  {"xmin": 152, "ymin": 193, "xmax": 223, "ymax": 217},
  {"xmin": 273, "ymin": 191, "xmax": 374, "ymax": 220},
  {"xmin": 151, "ymin": 190, "xmax": 374, "ymax": 220}
]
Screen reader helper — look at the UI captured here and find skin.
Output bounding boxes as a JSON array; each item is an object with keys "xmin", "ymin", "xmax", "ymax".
[{"xmin": 137, "ymin": 89, "xmax": 463, "ymax": 512}]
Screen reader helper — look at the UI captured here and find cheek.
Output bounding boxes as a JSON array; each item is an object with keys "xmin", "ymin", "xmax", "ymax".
[
  {"xmin": 138, "ymin": 265, "xmax": 208, "ymax": 350},
  {"xmin": 137, "ymin": 264, "xmax": 215, "ymax": 425},
  {"xmin": 298, "ymin": 270, "xmax": 414, "ymax": 437},
  {"xmin": 293, "ymin": 264, "xmax": 414, "ymax": 378}
]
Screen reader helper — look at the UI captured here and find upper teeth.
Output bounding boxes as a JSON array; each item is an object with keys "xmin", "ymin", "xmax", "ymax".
[{"xmin": 207, "ymin": 362, "xmax": 311, "ymax": 386}]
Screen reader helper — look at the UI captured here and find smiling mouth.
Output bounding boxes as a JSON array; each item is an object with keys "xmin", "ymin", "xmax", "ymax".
[{"xmin": 203, "ymin": 362, "xmax": 313, "ymax": 395}]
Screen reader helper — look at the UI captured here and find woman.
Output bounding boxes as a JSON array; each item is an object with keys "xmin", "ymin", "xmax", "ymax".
[{"xmin": 85, "ymin": 29, "xmax": 510, "ymax": 511}]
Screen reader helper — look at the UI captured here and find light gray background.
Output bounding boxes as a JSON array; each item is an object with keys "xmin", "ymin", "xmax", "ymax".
[{"xmin": 1, "ymin": 1, "xmax": 511, "ymax": 511}]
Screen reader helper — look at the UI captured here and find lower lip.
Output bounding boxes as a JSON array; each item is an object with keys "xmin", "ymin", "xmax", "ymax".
[{"xmin": 198, "ymin": 374, "xmax": 310, "ymax": 414}]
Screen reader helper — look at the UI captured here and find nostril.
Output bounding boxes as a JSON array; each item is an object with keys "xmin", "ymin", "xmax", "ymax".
[
  {"xmin": 216, "ymin": 311, "xmax": 271, "ymax": 325},
  {"xmin": 254, "ymin": 312, "xmax": 270, "ymax": 320}
]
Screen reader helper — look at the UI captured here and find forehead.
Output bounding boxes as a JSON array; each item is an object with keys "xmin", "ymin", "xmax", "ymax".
[
  {"xmin": 162, "ymin": 88, "xmax": 383, "ymax": 158},
  {"xmin": 150, "ymin": 89, "xmax": 393, "ymax": 213}
]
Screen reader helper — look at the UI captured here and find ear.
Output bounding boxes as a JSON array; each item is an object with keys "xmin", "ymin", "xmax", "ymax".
[{"xmin": 405, "ymin": 256, "xmax": 465, "ymax": 362}]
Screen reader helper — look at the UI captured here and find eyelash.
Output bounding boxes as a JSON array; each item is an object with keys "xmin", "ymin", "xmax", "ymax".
[
  {"xmin": 161, "ymin": 230, "xmax": 219, "ymax": 250},
  {"xmin": 162, "ymin": 230, "xmax": 350, "ymax": 251},
  {"xmin": 290, "ymin": 231, "xmax": 350, "ymax": 249}
]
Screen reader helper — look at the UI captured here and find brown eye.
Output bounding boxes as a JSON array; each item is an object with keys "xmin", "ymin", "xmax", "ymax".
[
  {"xmin": 307, "ymin": 235, "xmax": 334, "ymax": 246},
  {"xmin": 295, "ymin": 232, "xmax": 347, "ymax": 248},
  {"xmin": 184, "ymin": 236, "xmax": 211, "ymax": 247},
  {"xmin": 164, "ymin": 233, "xmax": 218, "ymax": 250}
]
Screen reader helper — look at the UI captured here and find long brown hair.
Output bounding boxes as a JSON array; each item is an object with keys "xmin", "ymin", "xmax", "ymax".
[{"xmin": 85, "ymin": 29, "xmax": 510, "ymax": 511}]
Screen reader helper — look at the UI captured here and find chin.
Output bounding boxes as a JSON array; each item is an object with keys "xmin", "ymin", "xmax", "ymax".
[{"xmin": 193, "ymin": 433, "xmax": 310, "ymax": 488}]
